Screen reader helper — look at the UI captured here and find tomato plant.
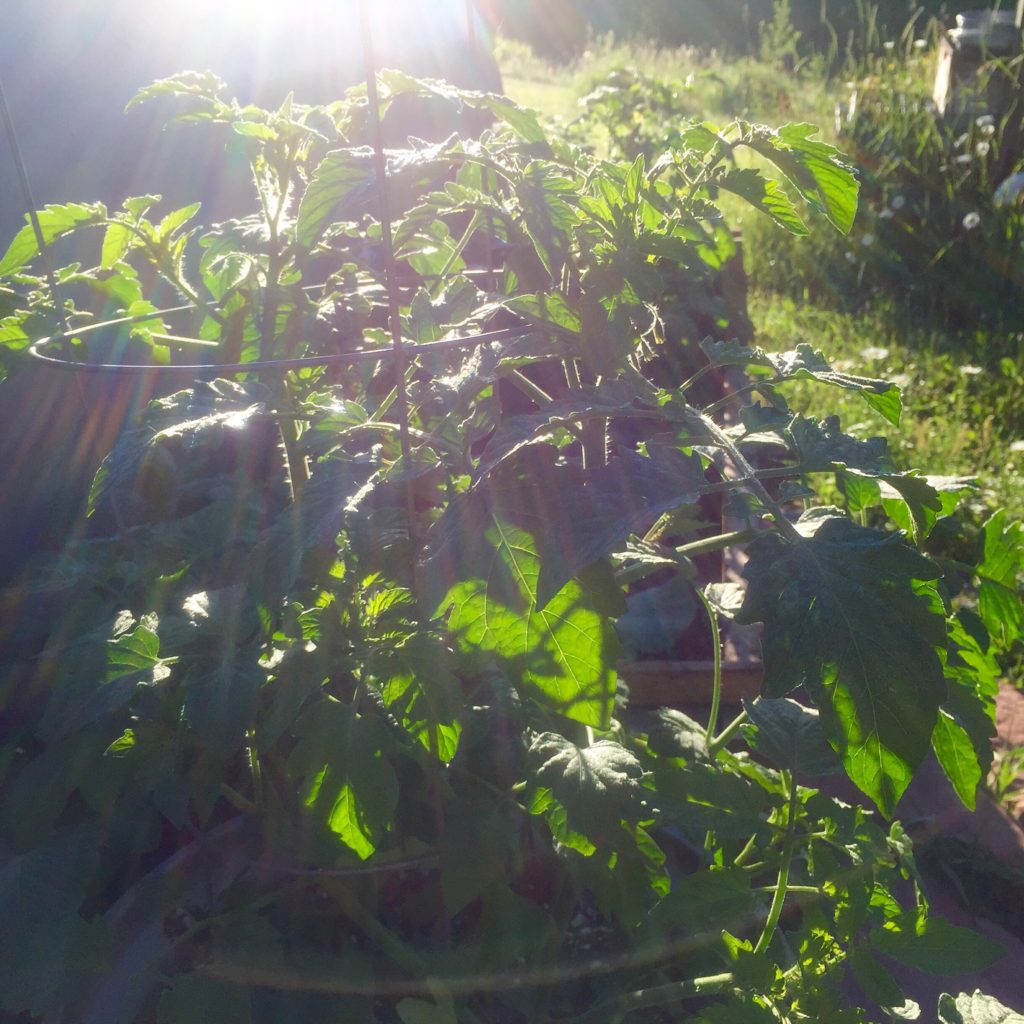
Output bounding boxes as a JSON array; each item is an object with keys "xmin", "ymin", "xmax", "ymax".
[{"xmin": 0, "ymin": 71, "xmax": 1021, "ymax": 1023}]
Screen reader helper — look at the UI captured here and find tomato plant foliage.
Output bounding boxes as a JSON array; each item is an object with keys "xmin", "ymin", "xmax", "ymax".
[{"xmin": 0, "ymin": 71, "xmax": 1021, "ymax": 1023}]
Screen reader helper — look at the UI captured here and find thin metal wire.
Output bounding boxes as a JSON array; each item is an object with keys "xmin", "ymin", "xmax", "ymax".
[
  {"xmin": 28, "ymin": 318, "xmax": 533, "ymax": 375},
  {"xmin": 0, "ymin": 76, "xmax": 70, "ymax": 336},
  {"xmin": 357, "ymin": 2, "xmax": 416, "ymax": 465}
]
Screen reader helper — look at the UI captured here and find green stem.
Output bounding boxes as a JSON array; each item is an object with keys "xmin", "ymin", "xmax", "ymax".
[
  {"xmin": 343, "ymin": 421, "xmax": 471, "ymax": 472},
  {"xmin": 754, "ymin": 884, "xmax": 820, "ymax": 895},
  {"xmin": 676, "ymin": 528, "xmax": 758, "ymax": 558},
  {"xmin": 697, "ymin": 411, "xmax": 803, "ymax": 544},
  {"xmin": 708, "ymin": 709, "xmax": 748, "ymax": 757},
  {"xmin": 696, "ymin": 588, "xmax": 723, "ymax": 743},
  {"xmin": 614, "ymin": 529, "xmax": 758, "ymax": 588},
  {"xmin": 275, "ymin": 380, "xmax": 310, "ymax": 496},
  {"xmin": 733, "ymin": 832, "xmax": 760, "ymax": 868},
  {"xmin": 505, "ymin": 367, "xmax": 555, "ymax": 407},
  {"xmin": 219, "ymin": 783, "xmax": 258, "ymax": 816},
  {"xmin": 702, "ymin": 377, "xmax": 783, "ymax": 418},
  {"xmin": 570, "ymin": 972, "xmax": 734, "ymax": 1024},
  {"xmin": 433, "ymin": 209, "xmax": 483, "ymax": 295},
  {"xmin": 753, "ymin": 772, "xmax": 799, "ymax": 956}
]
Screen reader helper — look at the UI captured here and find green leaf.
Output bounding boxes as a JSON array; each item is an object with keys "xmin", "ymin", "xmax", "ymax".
[
  {"xmin": 938, "ymin": 990, "xmax": 1024, "ymax": 1024},
  {"xmin": 931, "ymin": 709, "xmax": 984, "ymax": 810},
  {"xmin": 516, "ymin": 161, "xmax": 580, "ymax": 278},
  {"xmin": 157, "ymin": 202, "xmax": 202, "ymax": 240},
  {"xmin": 747, "ymin": 122, "xmax": 859, "ymax": 233},
  {"xmin": 644, "ymin": 867, "xmax": 756, "ymax": 938},
  {"xmin": 101, "ymin": 221, "xmax": 134, "ymax": 267},
  {"xmin": 0, "ymin": 828, "xmax": 107, "ymax": 1015},
  {"xmin": 699, "ymin": 340, "xmax": 900, "ymax": 423},
  {"xmin": 502, "ymin": 292, "xmax": 581, "ymax": 335},
  {"xmin": 526, "ymin": 732, "xmax": 647, "ymax": 854},
  {"xmin": 770, "ymin": 345, "xmax": 901, "ymax": 424},
  {"xmin": 108, "ymin": 619, "xmax": 161, "ymax": 673},
  {"xmin": 977, "ymin": 511, "xmax": 1024, "ymax": 648},
  {"xmin": 844, "ymin": 469, "xmax": 943, "ymax": 540},
  {"xmin": 737, "ymin": 515, "xmax": 948, "ymax": 815},
  {"xmin": 646, "ymin": 708, "xmax": 709, "ymax": 762},
  {"xmin": 719, "ymin": 167, "xmax": 808, "ymax": 235},
  {"xmin": 296, "ymin": 148, "xmax": 377, "ymax": 247},
  {"xmin": 426, "ymin": 466, "xmax": 621, "ymax": 727},
  {"xmin": 182, "ymin": 651, "xmax": 265, "ymax": 755},
  {"xmin": 288, "ymin": 700, "xmax": 398, "ymax": 860},
  {"xmin": 126, "ymin": 70, "xmax": 229, "ymax": 110},
  {"xmin": 397, "ymin": 998, "xmax": 458, "ymax": 1024},
  {"xmin": 0, "ymin": 202, "xmax": 107, "ymax": 275},
  {"xmin": 743, "ymin": 698, "xmax": 842, "ymax": 776},
  {"xmin": 850, "ymin": 946, "xmax": 906, "ymax": 1009},
  {"xmin": 696, "ymin": 999, "xmax": 780, "ymax": 1024},
  {"xmin": 872, "ymin": 916, "xmax": 1005, "ymax": 975},
  {"xmin": 372, "ymin": 632, "xmax": 463, "ymax": 763},
  {"xmin": 519, "ymin": 446, "xmax": 706, "ymax": 608},
  {"xmin": 157, "ymin": 976, "xmax": 252, "ymax": 1024},
  {"xmin": 439, "ymin": 805, "xmax": 518, "ymax": 917},
  {"xmin": 477, "ymin": 93, "xmax": 548, "ymax": 144},
  {"xmin": 881, "ymin": 476, "xmax": 978, "ymax": 540}
]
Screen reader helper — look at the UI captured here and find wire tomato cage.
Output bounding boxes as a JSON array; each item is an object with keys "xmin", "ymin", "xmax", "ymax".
[{"xmin": 0, "ymin": 0, "xmax": 549, "ymax": 888}]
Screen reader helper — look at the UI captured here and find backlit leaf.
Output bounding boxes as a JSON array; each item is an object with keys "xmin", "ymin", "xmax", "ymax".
[
  {"xmin": 526, "ymin": 732, "xmax": 647, "ymax": 853},
  {"xmin": 737, "ymin": 514, "xmax": 948, "ymax": 815},
  {"xmin": 719, "ymin": 167, "xmax": 807, "ymax": 235},
  {"xmin": 938, "ymin": 990, "xmax": 1024, "ymax": 1024},
  {"xmin": 0, "ymin": 202, "xmax": 107, "ymax": 275},
  {"xmin": 748, "ymin": 122, "xmax": 859, "ymax": 233},
  {"xmin": 872, "ymin": 916, "xmax": 1005, "ymax": 975},
  {"xmin": 744, "ymin": 697, "xmax": 842, "ymax": 776}
]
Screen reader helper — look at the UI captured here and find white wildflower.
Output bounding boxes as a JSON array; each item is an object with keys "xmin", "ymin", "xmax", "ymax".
[
  {"xmin": 980, "ymin": 122, "xmax": 997, "ymax": 137},
  {"xmin": 861, "ymin": 233, "xmax": 875, "ymax": 246},
  {"xmin": 860, "ymin": 346, "xmax": 890, "ymax": 360},
  {"xmin": 845, "ymin": 251, "xmax": 858, "ymax": 264},
  {"xmin": 962, "ymin": 211, "xmax": 981, "ymax": 230},
  {"xmin": 976, "ymin": 114, "xmax": 995, "ymax": 128},
  {"xmin": 976, "ymin": 140, "xmax": 991, "ymax": 157},
  {"xmin": 884, "ymin": 40, "xmax": 895, "ymax": 50},
  {"xmin": 955, "ymin": 132, "xmax": 970, "ymax": 148},
  {"xmin": 891, "ymin": 195, "xmax": 907, "ymax": 210},
  {"xmin": 1010, "ymin": 440, "xmax": 1024, "ymax": 453},
  {"xmin": 960, "ymin": 364, "xmax": 983, "ymax": 375},
  {"xmin": 879, "ymin": 207, "xmax": 895, "ymax": 219},
  {"xmin": 913, "ymin": 38, "xmax": 927, "ymax": 49},
  {"xmin": 955, "ymin": 153, "xmax": 973, "ymax": 164}
]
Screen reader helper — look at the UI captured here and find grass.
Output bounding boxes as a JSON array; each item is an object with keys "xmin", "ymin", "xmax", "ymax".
[
  {"xmin": 751, "ymin": 292, "xmax": 1024, "ymax": 518},
  {"xmin": 496, "ymin": 33, "xmax": 833, "ymax": 132}
]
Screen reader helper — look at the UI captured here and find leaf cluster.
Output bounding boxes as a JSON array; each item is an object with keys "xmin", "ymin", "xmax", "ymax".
[{"xmin": 0, "ymin": 70, "xmax": 1021, "ymax": 1024}]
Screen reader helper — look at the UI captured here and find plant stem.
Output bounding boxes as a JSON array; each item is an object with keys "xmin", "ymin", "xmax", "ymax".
[
  {"xmin": 702, "ymin": 377, "xmax": 782, "ymax": 418},
  {"xmin": 753, "ymin": 771, "xmax": 799, "ymax": 956},
  {"xmin": 697, "ymin": 411, "xmax": 803, "ymax": 544},
  {"xmin": 614, "ymin": 529, "xmax": 757, "ymax": 588},
  {"xmin": 219, "ymin": 783, "xmax": 258, "ymax": 816},
  {"xmin": 433, "ymin": 209, "xmax": 483, "ymax": 294},
  {"xmin": 696, "ymin": 587, "xmax": 724, "ymax": 743},
  {"xmin": 709, "ymin": 709, "xmax": 748, "ymax": 757},
  {"xmin": 506, "ymin": 367, "xmax": 555, "ymax": 407},
  {"xmin": 570, "ymin": 972, "xmax": 734, "ymax": 1024},
  {"xmin": 754, "ymin": 884, "xmax": 820, "ymax": 895},
  {"xmin": 733, "ymin": 832, "xmax": 760, "ymax": 867}
]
